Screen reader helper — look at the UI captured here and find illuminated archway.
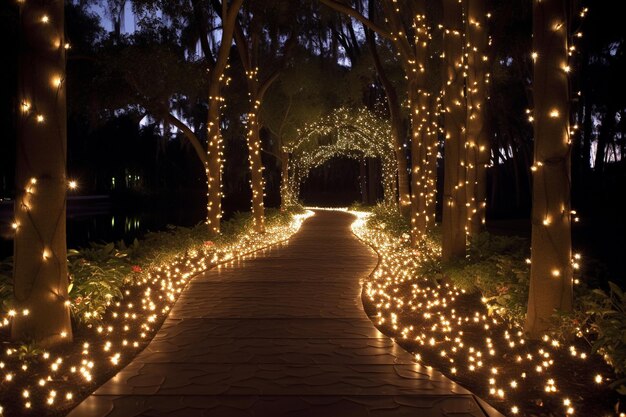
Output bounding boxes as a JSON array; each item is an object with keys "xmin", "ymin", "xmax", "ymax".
[{"xmin": 288, "ymin": 107, "xmax": 397, "ymax": 206}]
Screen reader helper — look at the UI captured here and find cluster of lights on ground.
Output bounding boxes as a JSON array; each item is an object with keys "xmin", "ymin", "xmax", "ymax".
[
  {"xmin": 349, "ymin": 210, "xmax": 617, "ymax": 417},
  {"xmin": 0, "ymin": 212, "xmax": 313, "ymax": 415}
]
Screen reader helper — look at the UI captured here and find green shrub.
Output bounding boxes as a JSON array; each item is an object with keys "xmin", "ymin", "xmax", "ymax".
[{"xmin": 366, "ymin": 203, "xmax": 410, "ymax": 239}]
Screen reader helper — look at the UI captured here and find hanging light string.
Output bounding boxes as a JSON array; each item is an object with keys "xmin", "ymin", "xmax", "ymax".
[{"xmin": 290, "ymin": 107, "xmax": 397, "ymax": 205}]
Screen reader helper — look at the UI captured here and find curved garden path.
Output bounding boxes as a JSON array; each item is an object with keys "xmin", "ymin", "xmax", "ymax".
[{"xmin": 68, "ymin": 210, "xmax": 501, "ymax": 417}]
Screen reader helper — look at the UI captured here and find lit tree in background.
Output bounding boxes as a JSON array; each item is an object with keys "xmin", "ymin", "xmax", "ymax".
[
  {"xmin": 319, "ymin": 0, "xmax": 439, "ymax": 246},
  {"xmin": 12, "ymin": 0, "xmax": 72, "ymax": 346},
  {"xmin": 363, "ymin": 3, "xmax": 410, "ymax": 213},
  {"xmin": 441, "ymin": 0, "xmax": 467, "ymax": 262},
  {"xmin": 195, "ymin": 0, "xmax": 243, "ymax": 236},
  {"xmin": 464, "ymin": 0, "xmax": 490, "ymax": 237},
  {"xmin": 524, "ymin": 0, "xmax": 573, "ymax": 338},
  {"xmin": 234, "ymin": 0, "xmax": 297, "ymax": 233}
]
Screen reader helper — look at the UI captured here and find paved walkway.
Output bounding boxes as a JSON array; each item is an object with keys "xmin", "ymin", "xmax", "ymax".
[{"xmin": 68, "ymin": 210, "xmax": 499, "ymax": 417}]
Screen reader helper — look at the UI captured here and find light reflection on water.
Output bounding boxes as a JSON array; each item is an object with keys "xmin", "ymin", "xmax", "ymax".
[{"xmin": 1, "ymin": 207, "xmax": 203, "ymax": 258}]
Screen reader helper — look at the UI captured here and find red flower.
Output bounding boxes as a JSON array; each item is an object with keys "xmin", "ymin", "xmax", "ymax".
[
  {"xmin": 496, "ymin": 285, "xmax": 509, "ymax": 295},
  {"xmin": 131, "ymin": 265, "xmax": 142, "ymax": 273},
  {"xmin": 204, "ymin": 241, "xmax": 215, "ymax": 247}
]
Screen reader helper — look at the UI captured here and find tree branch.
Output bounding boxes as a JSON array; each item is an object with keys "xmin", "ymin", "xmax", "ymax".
[
  {"xmin": 318, "ymin": 0, "xmax": 392, "ymax": 40},
  {"xmin": 165, "ymin": 112, "xmax": 210, "ymax": 167}
]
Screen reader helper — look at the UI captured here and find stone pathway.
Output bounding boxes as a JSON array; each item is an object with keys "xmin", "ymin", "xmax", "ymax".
[{"xmin": 68, "ymin": 210, "xmax": 502, "ymax": 417}]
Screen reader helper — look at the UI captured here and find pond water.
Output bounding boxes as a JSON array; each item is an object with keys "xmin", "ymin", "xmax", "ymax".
[{"xmin": 0, "ymin": 195, "xmax": 209, "ymax": 258}]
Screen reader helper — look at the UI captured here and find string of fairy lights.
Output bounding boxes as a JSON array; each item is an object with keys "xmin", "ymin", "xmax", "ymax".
[
  {"xmin": 244, "ymin": 86, "xmax": 267, "ymax": 233},
  {"xmin": 349, "ymin": 209, "xmax": 616, "ymax": 417},
  {"xmin": 1, "ymin": 211, "xmax": 313, "ymax": 414},
  {"xmin": 289, "ymin": 107, "xmax": 398, "ymax": 206}
]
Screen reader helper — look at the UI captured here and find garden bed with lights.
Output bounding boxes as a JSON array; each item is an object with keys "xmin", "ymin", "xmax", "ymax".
[
  {"xmin": 349, "ymin": 205, "xmax": 624, "ymax": 417},
  {"xmin": 0, "ymin": 208, "xmax": 311, "ymax": 416}
]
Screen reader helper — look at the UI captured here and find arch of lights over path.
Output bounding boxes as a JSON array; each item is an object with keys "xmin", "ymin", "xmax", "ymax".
[{"xmin": 288, "ymin": 107, "xmax": 398, "ymax": 206}]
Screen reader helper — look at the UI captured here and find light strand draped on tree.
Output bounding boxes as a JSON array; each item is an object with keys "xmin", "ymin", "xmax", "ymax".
[
  {"xmin": 524, "ymin": 0, "xmax": 573, "ymax": 339},
  {"xmin": 318, "ymin": 0, "xmax": 438, "ymax": 243},
  {"xmin": 203, "ymin": 0, "xmax": 244, "ymax": 236},
  {"xmin": 12, "ymin": 0, "xmax": 72, "ymax": 346},
  {"xmin": 441, "ymin": 0, "xmax": 468, "ymax": 262},
  {"xmin": 464, "ymin": 0, "xmax": 490, "ymax": 237},
  {"xmin": 234, "ymin": 5, "xmax": 296, "ymax": 233}
]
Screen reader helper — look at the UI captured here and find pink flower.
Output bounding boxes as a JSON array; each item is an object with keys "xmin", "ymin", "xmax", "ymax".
[{"xmin": 131, "ymin": 265, "xmax": 142, "ymax": 273}]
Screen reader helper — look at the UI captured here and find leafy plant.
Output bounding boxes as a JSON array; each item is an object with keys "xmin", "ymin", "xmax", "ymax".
[{"xmin": 585, "ymin": 282, "xmax": 626, "ymax": 393}]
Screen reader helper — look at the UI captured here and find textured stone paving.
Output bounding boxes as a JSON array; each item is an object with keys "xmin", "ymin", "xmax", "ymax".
[{"xmin": 68, "ymin": 210, "xmax": 502, "ymax": 417}]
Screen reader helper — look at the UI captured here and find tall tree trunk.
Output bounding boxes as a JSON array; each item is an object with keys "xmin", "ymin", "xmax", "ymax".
[
  {"xmin": 465, "ymin": 0, "xmax": 489, "ymax": 237},
  {"xmin": 407, "ymin": 4, "xmax": 432, "ymax": 246},
  {"xmin": 206, "ymin": 86, "xmax": 222, "ymax": 236},
  {"xmin": 441, "ymin": 0, "xmax": 467, "ymax": 261},
  {"xmin": 409, "ymin": 79, "xmax": 431, "ymax": 246},
  {"xmin": 203, "ymin": 0, "xmax": 244, "ymax": 236},
  {"xmin": 425, "ymin": 93, "xmax": 439, "ymax": 225},
  {"xmin": 365, "ymin": 25, "xmax": 410, "ymax": 210},
  {"xmin": 12, "ymin": 0, "xmax": 72, "ymax": 346},
  {"xmin": 247, "ymin": 97, "xmax": 266, "ymax": 232},
  {"xmin": 280, "ymin": 151, "xmax": 290, "ymax": 212},
  {"xmin": 524, "ymin": 0, "xmax": 573, "ymax": 338}
]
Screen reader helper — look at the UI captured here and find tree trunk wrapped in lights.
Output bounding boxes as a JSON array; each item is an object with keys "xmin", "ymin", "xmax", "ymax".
[
  {"xmin": 12, "ymin": 0, "xmax": 72, "ymax": 346},
  {"xmin": 407, "ymin": 4, "xmax": 433, "ymax": 247},
  {"xmin": 246, "ymin": 95, "xmax": 266, "ymax": 232},
  {"xmin": 441, "ymin": 0, "xmax": 467, "ymax": 262},
  {"xmin": 319, "ymin": 0, "xmax": 437, "ymax": 242},
  {"xmin": 194, "ymin": 0, "xmax": 243, "ymax": 236},
  {"xmin": 206, "ymin": 83, "xmax": 223, "ymax": 236},
  {"xmin": 465, "ymin": 0, "xmax": 490, "ymax": 237},
  {"xmin": 279, "ymin": 150, "xmax": 291, "ymax": 211},
  {"xmin": 234, "ymin": 6, "xmax": 296, "ymax": 233},
  {"xmin": 365, "ymin": 16, "xmax": 410, "ymax": 211},
  {"xmin": 524, "ymin": 0, "xmax": 573, "ymax": 338},
  {"xmin": 425, "ymin": 93, "xmax": 440, "ymax": 226}
]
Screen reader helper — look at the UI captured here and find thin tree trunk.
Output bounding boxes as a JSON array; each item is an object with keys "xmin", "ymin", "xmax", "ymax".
[
  {"xmin": 406, "ymin": 2, "xmax": 431, "ymax": 246},
  {"xmin": 280, "ymin": 150, "xmax": 290, "ymax": 211},
  {"xmin": 425, "ymin": 93, "xmax": 439, "ymax": 225},
  {"xmin": 13, "ymin": 0, "xmax": 72, "ymax": 346},
  {"xmin": 206, "ymin": 87, "xmax": 222, "ymax": 236},
  {"xmin": 465, "ymin": 0, "xmax": 489, "ymax": 237},
  {"xmin": 365, "ymin": 23, "xmax": 410, "ymax": 210},
  {"xmin": 441, "ymin": 0, "xmax": 467, "ymax": 261},
  {"xmin": 204, "ymin": 0, "xmax": 244, "ymax": 236},
  {"xmin": 524, "ymin": 0, "xmax": 573, "ymax": 338},
  {"xmin": 247, "ymin": 102, "xmax": 266, "ymax": 232}
]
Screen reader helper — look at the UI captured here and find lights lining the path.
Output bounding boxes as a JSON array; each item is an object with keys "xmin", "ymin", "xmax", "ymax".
[
  {"xmin": 349, "ymin": 209, "xmax": 614, "ymax": 417},
  {"xmin": 0, "ymin": 211, "xmax": 313, "ymax": 414}
]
